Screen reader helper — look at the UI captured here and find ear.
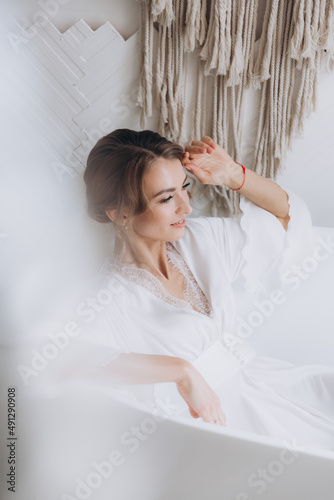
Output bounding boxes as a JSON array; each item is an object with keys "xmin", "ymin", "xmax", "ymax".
[
  {"xmin": 105, "ymin": 208, "xmax": 117, "ymax": 222},
  {"xmin": 105, "ymin": 208, "xmax": 128, "ymax": 225}
]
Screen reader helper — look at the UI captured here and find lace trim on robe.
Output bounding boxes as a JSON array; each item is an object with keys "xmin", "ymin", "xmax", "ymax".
[{"xmin": 103, "ymin": 242, "xmax": 213, "ymax": 318}]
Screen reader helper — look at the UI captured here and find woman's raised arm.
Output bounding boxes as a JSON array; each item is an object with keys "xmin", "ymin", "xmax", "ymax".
[{"xmin": 182, "ymin": 136, "xmax": 290, "ymax": 230}]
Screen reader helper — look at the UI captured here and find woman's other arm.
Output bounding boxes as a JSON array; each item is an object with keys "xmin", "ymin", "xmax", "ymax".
[
  {"xmin": 183, "ymin": 137, "xmax": 290, "ymax": 230},
  {"xmin": 91, "ymin": 352, "xmax": 227, "ymax": 426}
]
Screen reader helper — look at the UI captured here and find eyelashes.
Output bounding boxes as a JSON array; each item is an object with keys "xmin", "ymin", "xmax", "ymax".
[{"xmin": 160, "ymin": 182, "xmax": 191, "ymax": 203}]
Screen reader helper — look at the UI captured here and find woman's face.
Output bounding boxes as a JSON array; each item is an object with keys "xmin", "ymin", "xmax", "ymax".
[{"xmin": 131, "ymin": 157, "xmax": 193, "ymax": 242}]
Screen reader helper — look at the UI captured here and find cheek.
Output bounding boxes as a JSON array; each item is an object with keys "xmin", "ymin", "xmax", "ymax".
[
  {"xmin": 133, "ymin": 206, "xmax": 160, "ymax": 229},
  {"xmin": 155, "ymin": 203, "xmax": 174, "ymax": 221},
  {"xmin": 135, "ymin": 204, "xmax": 173, "ymax": 231}
]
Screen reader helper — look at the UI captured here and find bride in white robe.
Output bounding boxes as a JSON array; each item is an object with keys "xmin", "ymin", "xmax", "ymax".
[{"xmin": 79, "ymin": 130, "xmax": 334, "ymax": 453}]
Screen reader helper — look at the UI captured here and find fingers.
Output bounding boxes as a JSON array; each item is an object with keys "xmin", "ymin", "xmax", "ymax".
[
  {"xmin": 194, "ymin": 398, "xmax": 227, "ymax": 427},
  {"xmin": 201, "ymin": 136, "xmax": 216, "ymax": 149},
  {"xmin": 218, "ymin": 412, "xmax": 227, "ymax": 426},
  {"xmin": 184, "ymin": 136, "xmax": 216, "ymax": 156},
  {"xmin": 181, "ymin": 152, "xmax": 201, "ymax": 175},
  {"xmin": 179, "ymin": 368, "xmax": 227, "ymax": 427},
  {"xmin": 191, "ymin": 140, "xmax": 215, "ymax": 154},
  {"xmin": 189, "ymin": 407, "xmax": 201, "ymax": 419},
  {"xmin": 182, "ymin": 153, "xmax": 197, "ymax": 171},
  {"xmin": 215, "ymin": 401, "xmax": 227, "ymax": 427},
  {"xmin": 209, "ymin": 396, "xmax": 226, "ymax": 426},
  {"xmin": 183, "ymin": 163, "xmax": 209, "ymax": 183},
  {"xmin": 184, "ymin": 145, "xmax": 207, "ymax": 156},
  {"xmin": 210, "ymin": 409, "xmax": 226, "ymax": 426},
  {"xmin": 182, "ymin": 151, "xmax": 190, "ymax": 163},
  {"xmin": 200, "ymin": 412, "xmax": 226, "ymax": 427}
]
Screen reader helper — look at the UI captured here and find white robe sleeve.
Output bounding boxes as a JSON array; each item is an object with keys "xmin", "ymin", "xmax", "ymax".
[
  {"xmin": 74, "ymin": 275, "xmax": 135, "ymax": 374},
  {"xmin": 199, "ymin": 187, "xmax": 318, "ymax": 295}
]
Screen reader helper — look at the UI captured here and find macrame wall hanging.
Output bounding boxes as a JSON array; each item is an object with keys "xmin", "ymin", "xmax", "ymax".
[{"xmin": 137, "ymin": 0, "xmax": 334, "ymax": 216}]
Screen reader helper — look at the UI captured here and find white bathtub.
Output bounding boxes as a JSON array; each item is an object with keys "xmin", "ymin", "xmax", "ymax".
[{"xmin": 14, "ymin": 381, "xmax": 334, "ymax": 500}]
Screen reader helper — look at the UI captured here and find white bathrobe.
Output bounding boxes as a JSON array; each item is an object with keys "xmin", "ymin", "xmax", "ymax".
[{"xmin": 78, "ymin": 188, "xmax": 334, "ymax": 452}]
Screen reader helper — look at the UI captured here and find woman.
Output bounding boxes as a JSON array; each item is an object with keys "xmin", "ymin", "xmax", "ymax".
[{"xmin": 82, "ymin": 128, "xmax": 334, "ymax": 451}]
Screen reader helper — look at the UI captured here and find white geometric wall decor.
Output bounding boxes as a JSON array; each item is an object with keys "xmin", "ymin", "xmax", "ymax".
[{"xmin": 5, "ymin": 16, "xmax": 145, "ymax": 182}]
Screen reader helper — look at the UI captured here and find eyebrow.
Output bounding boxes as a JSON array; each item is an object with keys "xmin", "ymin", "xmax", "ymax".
[{"xmin": 152, "ymin": 174, "xmax": 188, "ymax": 199}]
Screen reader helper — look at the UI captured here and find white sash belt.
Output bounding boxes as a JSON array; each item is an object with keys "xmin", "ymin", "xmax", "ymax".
[
  {"xmin": 192, "ymin": 336, "xmax": 256, "ymax": 390},
  {"xmin": 153, "ymin": 335, "xmax": 256, "ymax": 416}
]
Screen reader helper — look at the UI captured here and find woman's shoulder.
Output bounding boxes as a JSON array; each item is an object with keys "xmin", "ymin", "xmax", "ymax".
[
  {"xmin": 80, "ymin": 264, "xmax": 131, "ymax": 310},
  {"xmin": 172, "ymin": 215, "xmax": 231, "ymax": 259},
  {"xmin": 181, "ymin": 215, "xmax": 226, "ymax": 235},
  {"xmin": 180, "ymin": 214, "xmax": 242, "ymax": 245},
  {"xmin": 171, "ymin": 216, "xmax": 215, "ymax": 248},
  {"xmin": 185, "ymin": 213, "xmax": 243, "ymax": 229}
]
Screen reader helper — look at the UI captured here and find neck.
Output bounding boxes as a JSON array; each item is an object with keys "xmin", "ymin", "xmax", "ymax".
[{"xmin": 116, "ymin": 232, "xmax": 171, "ymax": 280}]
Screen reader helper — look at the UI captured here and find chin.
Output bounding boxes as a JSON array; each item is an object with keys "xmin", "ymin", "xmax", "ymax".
[{"xmin": 168, "ymin": 228, "xmax": 185, "ymax": 240}]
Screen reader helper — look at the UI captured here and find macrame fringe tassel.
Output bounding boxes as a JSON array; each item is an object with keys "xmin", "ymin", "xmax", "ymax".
[
  {"xmin": 249, "ymin": 0, "xmax": 279, "ymax": 88},
  {"xmin": 184, "ymin": 0, "xmax": 201, "ymax": 52},
  {"xmin": 151, "ymin": 0, "xmax": 175, "ymax": 25},
  {"xmin": 137, "ymin": 0, "xmax": 332, "ymax": 216},
  {"xmin": 138, "ymin": 1, "xmax": 154, "ymax": 128},
  {"xmin": 200, "ymin": 1, "xmax": 230, "ymax": 76},
  {"xmin": 320, "ymin": 0, "xmax": 334, "ymax": 71}
]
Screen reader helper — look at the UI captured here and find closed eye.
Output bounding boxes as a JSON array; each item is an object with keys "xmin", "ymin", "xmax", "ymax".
[{"xmin": 160, "ymin": 182, "xmax": 191, "ymax": 203}]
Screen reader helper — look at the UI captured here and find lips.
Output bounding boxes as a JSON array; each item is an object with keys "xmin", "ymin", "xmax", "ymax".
[{"xmin": 171, "ymin": 218, "xmax": 186, "ymax": 227}]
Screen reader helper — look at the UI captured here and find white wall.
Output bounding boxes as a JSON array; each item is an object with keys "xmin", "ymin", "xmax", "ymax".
[{"xmin": 275, "ymin": 65, "xmax": 334, "ymax": 228}]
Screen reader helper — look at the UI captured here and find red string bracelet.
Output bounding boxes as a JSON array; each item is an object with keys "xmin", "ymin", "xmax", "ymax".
[{"xmin": 229, "ymin": 163, "xmax": 246, "ymax": 191}]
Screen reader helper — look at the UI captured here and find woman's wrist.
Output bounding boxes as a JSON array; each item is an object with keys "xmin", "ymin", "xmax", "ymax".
[
  {"xmin": 223, "ymin": 162, "xmax": 245, "ymax": 190},
  {"xmin": 174, "ymin": 358, "xmax": 195, "ymax": 387}
]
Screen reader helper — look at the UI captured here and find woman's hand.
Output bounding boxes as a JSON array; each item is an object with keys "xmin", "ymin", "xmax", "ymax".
[
  {"xmin": 182, "ymin": 135, "xmax": 290, "ymax": 229},
  {"xmin": 182, "ymin": 136, "xmax": 244, "ymax": 188},
  {"xmin": 176, "ymin": 362, "xmax": 226, "ymax": 426}
]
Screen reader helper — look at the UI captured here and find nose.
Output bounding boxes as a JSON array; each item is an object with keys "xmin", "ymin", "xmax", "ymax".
[{"xmin": 176, "ymin": 191, "xmax": 192, "ymax": 215}]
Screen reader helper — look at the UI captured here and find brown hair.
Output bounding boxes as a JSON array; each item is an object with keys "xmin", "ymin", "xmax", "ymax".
[{"xmin": 83, "ymin": 129, "xmax": 186, "ymax": 228}]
